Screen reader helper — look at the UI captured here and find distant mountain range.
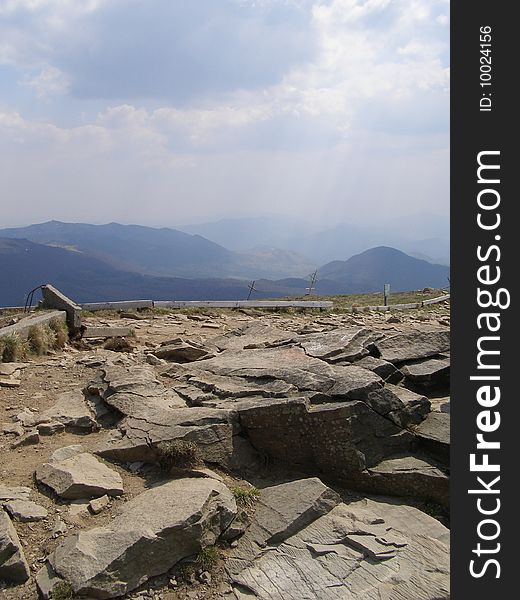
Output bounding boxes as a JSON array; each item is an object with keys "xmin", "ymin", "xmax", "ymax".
[
  {"xmin": 0, "ymin": 221, "xmax": 316, "ymax": 280},
  {"xmin": 0, "ymin": 222, "xmax": 450, "ymax": 307},
  {"xmin": 179, "ymin": 214, "xmax": 450, "ymax": 266}
]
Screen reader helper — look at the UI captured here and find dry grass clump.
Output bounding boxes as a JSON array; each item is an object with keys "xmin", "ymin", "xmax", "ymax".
[
  {"xmin": 0, "ymin": 333, "xmax": 27, "ymax": 362},
  {"xmin": 1, "ymin": 318, "xmax": 69, "ymax": 362},
  {"xmin": 49, "ymin": 316, "xmax": 69, "ymax": 347},
  {"xmin": 103, "ymin": 336, "xmax": 134, "ymax": 352},
  {"xmin": 27, "ymin": 324, "xmax": 53, "ymax": 354},
  {"xmin": 156, "ymin": 440, "xmax": 203, "ymax": 471}
]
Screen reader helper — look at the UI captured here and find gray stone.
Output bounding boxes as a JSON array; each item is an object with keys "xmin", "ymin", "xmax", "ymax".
[
  {"xmin": 15, "ymin": 407, "xmax": 50, "ymax": 428},
  {"xmin": 191, "ymin": 347, "xmax": 382, "ymax": 400},
  {"xmin": 0, "ymin": 485, "xmax": 31, "ymax": 501},
  {"xmin": 366, "ymin": 384, "xmax": 431, "ymax": 428},
  {"xmin": 229, "ymin": 498, "xmax": 449, "ymax": 599},
  {"xmin": 401, "ymin": 356, "xmax": 450, "ymax": 388},
  {"xmin": 36, "ymin": 452, "xmax": 124, "ymax": 499},
  {"xmin": 43, "ymin": 478, "xmax": 237, "ymax": 598},
  {"xmin": 1, "ymin": 422, "xmax": 24, "ymax": 436},
  {"xmin": 41, "ymin": 390, "xmax": 99, "ymax": 431},
  {"xmin": 297, "ymin": 328, "xmax": 383, "ymax": 363},
  {"xmin": 4, "ymin": 499, "xmax": 48, "ymax": 522},
  {"xmin": 89, "ymin": 495, "xmax": 110, "ymax": 515},
  {"xmin": 237, "ymin": 396, "xmax": 414, "ymax": 477},
  {"xmin": 0, "ymin": 510, "xmax": 30, "ymax": 583},
  {"xmin": 353, "ymin": 356, "xmax": 403, "ymax": 383},
  {"xmin": 246, "ymin": 478, "xmax": 340, "ymax": 546},
  {"xmin": 350, "ymin": 455, "xmax": 450, "ymax": 507},
  {"xmin": 10, "ymin": 430, "xmax": 40, "ymax": 448},
  {"xmin": 152, "ymin": 338, "xmax": 216, "ymax": 362},
  {"xmin": 0, "ymin": 362, "xmax": 28, "ymax": 377},
  {"xmin": 375, "ymin": 330, "xmax": 450, "ymax": 364},
  {"xmin": 413, "ymin": 412, "xmax": 450, "ymax": 464},
  {"xmin": 210, "ymin": 322, "xmax": 292, "ymax": 351},
  {"xmin": 37, "ymin": 421, "xmax": 66, "ymax": 435}
]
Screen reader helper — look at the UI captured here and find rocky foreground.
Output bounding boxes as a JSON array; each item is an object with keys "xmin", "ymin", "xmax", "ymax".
[{"xmin": 1, "ymin": 305, "xmax": 450, "ymax": 599}]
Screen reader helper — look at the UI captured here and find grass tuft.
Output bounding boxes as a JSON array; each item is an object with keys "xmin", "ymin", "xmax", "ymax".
[
  {"xmin": 231, "ymin": 486, "xmax": 260, "ymax": 507},
  {"xmin": 0, "ymin": 333, "xmax": 27, "ymax": 362},
  {"xmin": 196, "ymin": 545, "xmax": 220, "ymax": 570},
  {"xmin": 51, "ymin": 581, "xmax": 74, "ymax": 600},
  {"xmin": 156, "ymin": 440, "xmax": 203, "ymax": 470}
]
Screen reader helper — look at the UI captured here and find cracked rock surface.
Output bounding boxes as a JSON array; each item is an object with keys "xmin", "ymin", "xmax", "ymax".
[{"xmin": 1, "ymin": 305, "xmax": 451, "ymax": 599}]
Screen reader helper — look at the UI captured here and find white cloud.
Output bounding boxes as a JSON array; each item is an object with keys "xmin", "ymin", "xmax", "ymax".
[{"xmin": 0, "ymin": 0, "xmax": 449, "ymax": 228}]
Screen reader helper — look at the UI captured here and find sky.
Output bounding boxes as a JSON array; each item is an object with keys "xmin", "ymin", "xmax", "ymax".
[{"xmin": 0, "ymin": 0, "xmax": 449, "ymax": 229}]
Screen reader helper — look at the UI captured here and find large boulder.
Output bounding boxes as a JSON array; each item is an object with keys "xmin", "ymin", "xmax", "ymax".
[
  {"xmin": 0, "ymin": 510, "xmax": 30, "ymax": 583},
  {"xmin": 237, "ymin": 396, "xmax": 414, "ymax": 476},
  {"xmin": 230, "ymin": 497, "xmax": 450, "ymax": 599},
  {"xmin": 39, "ymin": 478, "xmax": 237, "ymax": 599}
]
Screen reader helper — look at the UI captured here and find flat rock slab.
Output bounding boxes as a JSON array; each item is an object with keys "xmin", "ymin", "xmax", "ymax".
[
  {"xmin": 354, "ymin": 356, "xmax": 403, "ymax": 383},
  {"xmin": 0, "ymin": 362, "xmax": 29, "ymax": 376},
  {"xmin": 152, "ymin": 338, "xmax": 216, "ymax": 362},
  {"xmin": 164, "ymin": 366, "xmax": 297, "ymax": 405},
  {"xmin": 228, "ymin": 478, "xmax": 340, "ymax": 573},
  {"xmin": 297, "ymin": 328, "xmax": 382, "ymax": 363},
  {"xmin": 41, "ymin": 390, "xmax": 99, "ymax": 431},
  {"xmin": 375, "ymin": 330, "xmax": 450, "ymax": 364},
  {"xmin": 4, "ymin": 499, "xmax": 48, "ymax": 522},
  {"xmin": 401, "ymin": 356, "xmax": 450, "ymax": 388},
  {"xmin": 230, "ymin": 498, "xmax": 449, "ymax": 600},
  {"xmin": 94, "ymin": 366, "xmax": 253, "ymax": 467},
  {"xmin": 0, "ymin": 485, "xmax": 31, "ymax": 501},
  {"xmin": 99, "ymin": 365, "xmax": 187, "ymax": 418},
  {"xmin": 209, "ymin": 323, "xmax": 293, "ymax": 351},
  {"xmin": 352, "ymin": 455, "xmax": 450, "ymax": 508},
  {"xmin": 36, "ymin": 452, "xmax": 124, "ymax": 499},
  {"xmin": 191, "ymin": 347, "xmax": 382, "ymax": 400},
  {"xmin": 413, "ymin": 412, "xmax": 450, "ymax": 464},
  {"xmin": 41, "ymin": 478, "xmax": 237, "ymax": 599},
  {"xmin": 0, "ymin": 510, "xmax": 30, "ymax": 583},
  {"xmin": 95, "ymin": 405, "xmax": 242, "ymax": 466}
]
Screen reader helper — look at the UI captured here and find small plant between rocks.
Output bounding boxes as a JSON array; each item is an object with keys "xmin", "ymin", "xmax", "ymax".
[
  {"xmin": 196, "ymin": 545, "xmax": 221, "ymax": 571},
  {"xmin": 231, "ymin": 485, "xmax": 260, "ymax": 507},
  {"xmin": 51, "ymin": 580, "xmax": 74, "ymax": 600},
  {"xmin": 156, "ymin": 440, "xmax": 203, "ymax": 471}
]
